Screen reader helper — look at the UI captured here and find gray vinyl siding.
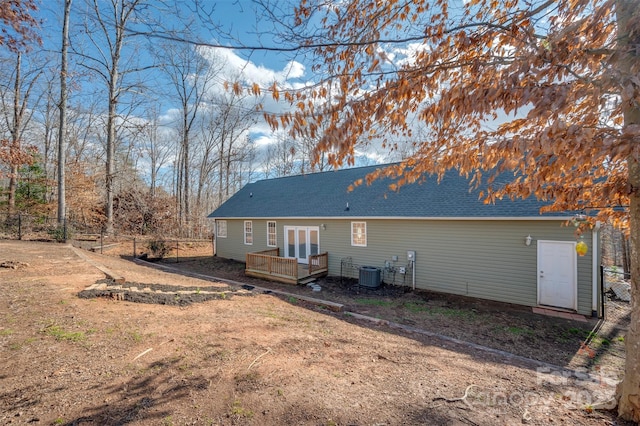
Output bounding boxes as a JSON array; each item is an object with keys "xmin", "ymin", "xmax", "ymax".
[
  {"xmin": 216, "ymin": 219, "xmax": 280, "ymax": 262},
  {"xmin": 215, "ymin": 218, "xmax": 595, "ymax": 315}
]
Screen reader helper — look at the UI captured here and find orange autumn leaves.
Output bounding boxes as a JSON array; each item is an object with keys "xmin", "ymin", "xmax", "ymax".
[{"xmin": 253, "ymin": 0, "xmax": 637, "ymax": 229}]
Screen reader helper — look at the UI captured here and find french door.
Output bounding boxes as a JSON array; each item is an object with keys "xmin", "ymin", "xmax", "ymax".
[{"xmin": 284, "ymin": 226, "xmax": 319, "ymax": 264}]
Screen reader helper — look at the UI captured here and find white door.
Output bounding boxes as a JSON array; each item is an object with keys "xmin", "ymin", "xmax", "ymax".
[
  {"xmin": 284, "ymin": 226, "xmax": 319, "ymax": 264},
  {"xmin": 537, "ymin": 240, "xmax": 577, "ymax": 310}
]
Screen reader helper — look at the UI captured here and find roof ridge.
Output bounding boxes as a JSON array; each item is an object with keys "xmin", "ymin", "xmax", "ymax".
[{"xmin": 253, "ymin": 162, "xmax": 397, "ymax": 184}]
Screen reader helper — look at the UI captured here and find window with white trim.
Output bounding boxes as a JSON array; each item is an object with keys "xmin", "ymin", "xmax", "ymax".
[
  {"xmin": 244, "ymin": 221, "xmax": 253, "ymax": 245},
  {"xmin": 216, "ymin": 220, "xmax": 227, "ymax": 238},
  {"xmin": 267, "ymin": 221, "xmax": 277, "ymax": 247},
  {"xmin": 351, "ymin": 222, "xmax": 367, "ymax": 247}
]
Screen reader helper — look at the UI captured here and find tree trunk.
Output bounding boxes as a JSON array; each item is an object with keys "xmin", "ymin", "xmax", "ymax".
[
  {"xmin": 105, "ymin": 90, "xmax": 116, "ymax": 235},
  {"xmin": 620, "ymin": 157, "xmax": 640, "ymax": 422},
  {"xmin": 8, "ymin": 53, "xmax": 22, "ymax": 214},
  {"xmin": 182, "ymin": 131, "xmax": 190, "ymax": 227},
  {"xmin": 8, "ymin": 165, "xmax": 18, "ymax": 213},
  {"xmin": 616, "ymin": 0, "xmax": 640, "ymax": 421},
  {"xmin": 57, "ymin": 0, "xmax": 71, "ymax": 225}
]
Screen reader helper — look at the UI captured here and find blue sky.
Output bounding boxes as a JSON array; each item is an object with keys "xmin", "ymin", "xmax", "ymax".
[
  {"xmin": 28, "ymin": 0, "xmax": 435, "ymax": 177},
  {"xmin": 33, "ymin": 1, "xmax": 319, "ymax": 153}
]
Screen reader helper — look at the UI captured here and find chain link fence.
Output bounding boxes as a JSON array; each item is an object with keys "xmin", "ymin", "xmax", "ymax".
[
  {"xmin": 0, "ymin": 213, "xmax": 215, "ymax": 263},
  {"xmin": 0, "ymin": 212, "xmax": 94, "ymax": 241},
  {"xmin": 602, "ymin": 265, "xmax": 631, "ymax": 302},
  {"xmin": 130, "ymin": 237, "xmax": 215, "ymax": 263}
]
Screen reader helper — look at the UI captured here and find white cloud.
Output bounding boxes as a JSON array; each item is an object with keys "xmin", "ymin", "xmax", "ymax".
[
  {"xmin": 198, "ymin": 46, "xmax": 305, "ymax": 88},
  {"xmin": 391, "ymin": 42, "xmax": 431, "ymax": 67},
  {"xmin": 253, "ymin": 134, "xmax": 277, "ymax": 147},
  {"xmin": 277, "ymin": 60, "xmax": 305, "ymax": 80}
]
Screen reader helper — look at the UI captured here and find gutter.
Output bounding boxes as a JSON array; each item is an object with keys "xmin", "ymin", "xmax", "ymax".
[{"xmin": 208, "ymin": 216, "xmax": 573, "ymax": 221}]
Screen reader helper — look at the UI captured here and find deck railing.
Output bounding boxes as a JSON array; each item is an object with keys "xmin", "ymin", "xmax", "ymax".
[
  {"xmin": 245, "ymin": 250, "xmax": 329, "ymax": 284},
  {"xmin": 246, "ymin": 249, "xmax": 298, "ymax": 283},
  {"xmin": 309, "ymin": 252, "xmax": 328, "ymax": 275}
]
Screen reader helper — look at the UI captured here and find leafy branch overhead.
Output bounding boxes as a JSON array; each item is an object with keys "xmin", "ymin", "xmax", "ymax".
[
  {"xmin": 0, "ymin": 0, "xmax": 40, "ymax": 52},
  {"xmin": 261, "ymin": 0, "xmax": 639, "ymax": 229}
]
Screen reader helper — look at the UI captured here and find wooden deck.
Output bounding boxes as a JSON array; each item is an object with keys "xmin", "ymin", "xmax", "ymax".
[{"xmin": 246, "ymin": 249, "xmax": 328, "ymax": 285}]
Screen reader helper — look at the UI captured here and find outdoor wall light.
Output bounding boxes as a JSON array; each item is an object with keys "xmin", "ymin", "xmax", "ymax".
[
  {"xmin": 525, "ymin": 235, "xmax": 532, "ymax": 246},
  {"xmin": 321, "ymin": 224, "xmax": 326, "ymax": 230}
]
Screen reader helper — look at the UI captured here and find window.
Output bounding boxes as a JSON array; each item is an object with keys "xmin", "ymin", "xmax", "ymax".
[
  {"xmin": 351, "ymin": 222, "xmax": 367, "ymax": 247},
  {"xmin": 244, "ymin": 221, "xmax": 253, "ymax": 245},
  {"xmin": 267, "ymin": 221, "xmax": 277, "ymax": 247},
  {"xmin": 216, "ymin": 220, "xmax": 227, "ymax": 238}
]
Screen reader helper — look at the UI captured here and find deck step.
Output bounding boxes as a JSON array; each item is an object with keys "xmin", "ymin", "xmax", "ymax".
[{"xmin": 298, "ymin": 277, "xmax": 317, "ymax": 285}]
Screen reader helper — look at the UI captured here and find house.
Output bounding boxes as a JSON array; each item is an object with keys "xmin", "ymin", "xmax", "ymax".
[{"xmin": 208, "ymin": 164, "xmax": 602, "ymax": 317}]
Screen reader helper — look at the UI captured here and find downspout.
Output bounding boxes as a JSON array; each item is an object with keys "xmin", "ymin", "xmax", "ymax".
[
  {"xmin": 213, "ymin": 220, "xmax": 217, "ymax": 257},
  {"xmin": 592, "ymin": 221, "xmax": 601, "ymax": 317},
  {"xmin": 411, "ymin": 260, "xmax": 416, "ymax": 290}
]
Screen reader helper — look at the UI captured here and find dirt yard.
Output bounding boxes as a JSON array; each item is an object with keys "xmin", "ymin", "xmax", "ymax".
[{"xmin": 0, "ymin": 240, "xmax": 634, "ymax": 425}]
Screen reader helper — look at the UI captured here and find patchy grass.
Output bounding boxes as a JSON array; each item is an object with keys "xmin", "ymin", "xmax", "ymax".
[
  {"xmin": 42, "ymin": 324, "xmax": 86, "ymax": 342},
  {"xmin": 505, "ymin": 326, "xmax": 534, "ymax": 336},
  {"xmin": 8, "ymin": 337, "xmax": 36, "ymax": 351},
  {"xmin": 230, "ymin": 400, "xmax": 253, "ymax": 419},
  {"xmin": 355, "ymin": 298, "xmax": 393, "ymax": 307},
  {"xmin": 427, "ymin": 306, "xmax": 478, "ymax": 320},
  {"xmin": 128, "ymin": 330, "xmax": 144, "ymax": 343},
  {"xmin": 402, "ymin": 301, "xmax": 430, "ymax": 313}
]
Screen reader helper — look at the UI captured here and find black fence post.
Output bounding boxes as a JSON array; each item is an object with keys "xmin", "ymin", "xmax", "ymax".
[
  {"xmin": 176, "ymin": 240, "xmax": 179, "ymax": 263},
  {"xmin": 600, "ymin": 265, "xmax": 605, "ymax": 320},
  {"xmin": 63, "ymin": 218, "xmax": 67, "ymax": 242},
  {"xmin": 133, "ymin": 238, "xmax": 137, "ymax": 258},
  {"xmin": 18, "ymin": 213, "xmax": 22, "ymax": 240},
  {"xmin": 100, "ymin": 229, "xmax": 104, "ymax": 254}
]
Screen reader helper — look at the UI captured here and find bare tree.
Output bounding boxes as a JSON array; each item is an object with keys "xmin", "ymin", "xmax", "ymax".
[
  {"xmin": 156, "ymin": 42, "xmax": 215, "ymax": 229},
  {"xmin": 139, "ymin": 106, "xmax": 174, "ymax": 198},
  {"xmin": 65, "ymin": 98, "xmax": 102, "ymax": 165},
  {"xmin": 193, "ymin": 118, "xmax": 220, "ymax": 213},
  {"xmin": 261, "ymin": 132, "xmax": 296, "ymax": 178},
  {"xmin": 37, "ymin": 65, "xmax": 58, "ymax": 203},
  {"xmin": 0, "ymin": 51, "xmax": 43, "ymax": 212},
  {"xmin": 75, "ymin": 0, "xmax": 150, "ymax": 234},
  {"xmin": 208, "ymin": 87, "xmax": 259, "ymax": 206},
  {"xmin": 57, "ymin": 0, "xmax": 72, "ymax": 224}
]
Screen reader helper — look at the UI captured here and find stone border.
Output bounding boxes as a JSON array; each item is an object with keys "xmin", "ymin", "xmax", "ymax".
[{"xmin": 78, "ymin": 279, "xmax": 252, "ymax": 306}]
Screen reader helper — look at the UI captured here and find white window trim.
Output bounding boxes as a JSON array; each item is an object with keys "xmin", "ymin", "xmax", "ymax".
[
  {"xmin": 216, "ymin": 220, "xmax": 227, "ymax": 238},
  {"xmin": 244, "ymin": 220, "xmax": 253, "ymax": 245},
  {"xmin": 351, "ymin": 221, "xmax": 367, "ymax": 247},
  {"xmin": 267, "ymin": 221, "xmax": 277, "ymax": 247}
]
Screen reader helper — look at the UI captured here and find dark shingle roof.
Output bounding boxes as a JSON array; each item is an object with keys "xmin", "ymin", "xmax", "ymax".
[{"xmin": 208, "ymin": 164, "xmax": 568, "ymax": 219}]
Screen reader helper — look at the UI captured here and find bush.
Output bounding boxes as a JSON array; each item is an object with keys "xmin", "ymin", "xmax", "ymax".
[
  {"xmin": 147, "ymin": 239, "xmax": 170, "ymax": 258},
  {"xmin": 48, "ymin": 225, "xmax": 72, "ymax": 242}
]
